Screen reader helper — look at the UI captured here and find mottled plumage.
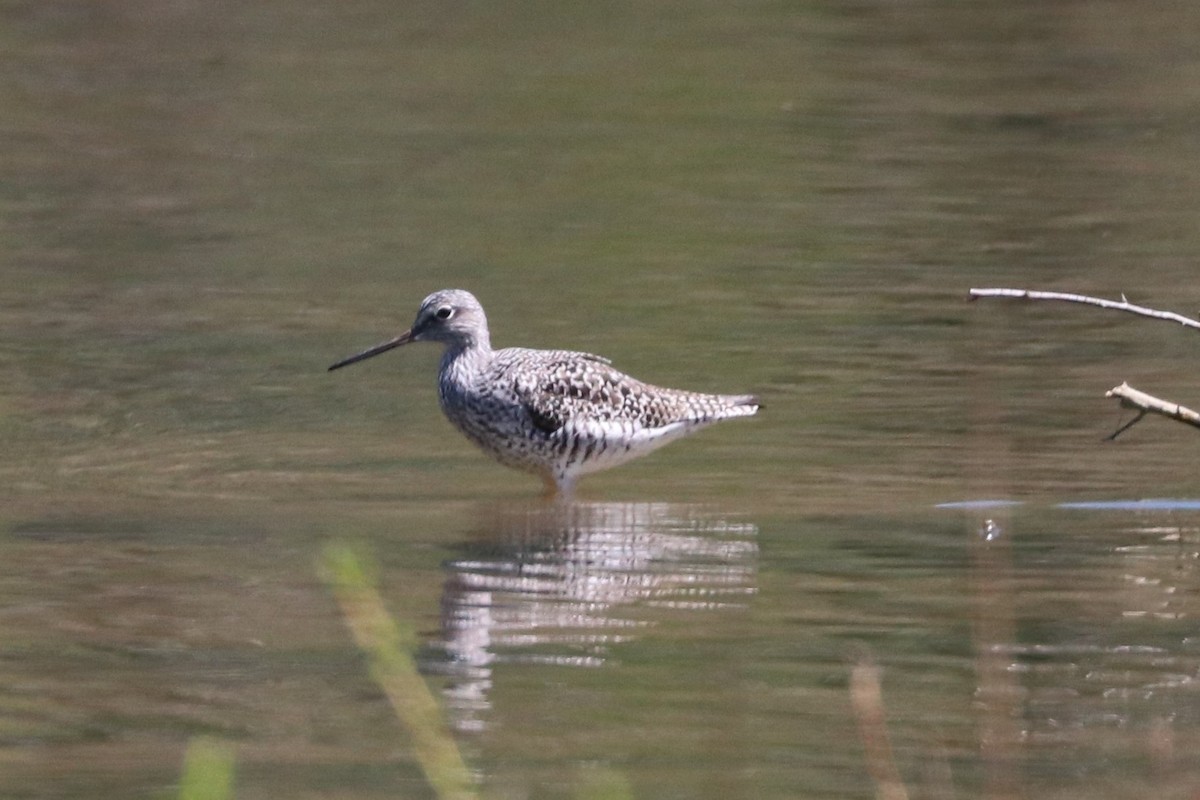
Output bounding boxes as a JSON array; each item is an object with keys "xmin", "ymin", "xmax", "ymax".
[{"xmin": 329, "ymin": 289, "xmax": 759, "ymax": 494}]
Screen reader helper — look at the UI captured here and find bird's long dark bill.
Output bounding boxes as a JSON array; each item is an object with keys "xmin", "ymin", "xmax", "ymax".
[{"xmin": 328, "ymin": 330, "xmax": 415, "ymax": 371}]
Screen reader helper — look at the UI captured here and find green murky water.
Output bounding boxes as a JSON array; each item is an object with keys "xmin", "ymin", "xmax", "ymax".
[{"xmin": 4, "ymin": 2, "xmax": 1200, "ymax": 798}]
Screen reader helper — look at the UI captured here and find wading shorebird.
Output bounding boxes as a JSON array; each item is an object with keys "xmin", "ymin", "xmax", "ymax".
[{"xmin": 328, "ymin": 289, "xmax": 760, "ymax": 495}]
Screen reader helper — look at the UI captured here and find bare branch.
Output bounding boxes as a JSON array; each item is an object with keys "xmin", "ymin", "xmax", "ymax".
[
  {"xmin": 970, "ymin": 288, "xmax": 1200, "ymax": 436},
  {"xmin": 1106, "ymin": 383, "xmax": 1200, "ymax": 436},
  {"xmin": 968, "ymin": 288, "xmax": 1200, "ymax": 330}
]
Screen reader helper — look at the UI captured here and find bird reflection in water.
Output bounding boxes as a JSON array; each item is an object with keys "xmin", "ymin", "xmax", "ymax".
[{"xmin": 431, "ymin": 501, "xmax": 758, "ymax": 731}]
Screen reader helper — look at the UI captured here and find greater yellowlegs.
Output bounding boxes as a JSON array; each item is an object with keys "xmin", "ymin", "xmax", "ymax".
[{"xmin": 329, "ymin": 289, "xmax": 760, "ymax": 494}]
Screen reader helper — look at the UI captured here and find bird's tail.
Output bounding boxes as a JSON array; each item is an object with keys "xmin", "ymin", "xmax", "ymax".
[{"xmin": 715, "ymin": 394, "xmax": 761, "ymax": 418}]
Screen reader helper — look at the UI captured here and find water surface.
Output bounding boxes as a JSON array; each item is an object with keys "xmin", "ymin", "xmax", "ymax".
[{"xmin": 4, "ymin": 1, "xmax": 1200, "ymax": 798}]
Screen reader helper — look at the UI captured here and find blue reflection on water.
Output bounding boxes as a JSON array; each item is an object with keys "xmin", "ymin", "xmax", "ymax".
[
  {"xmin": 937, "ymin": 499, "xmax": 1200, "ymax": 511},
  {"xmin": 1057, "ymin": 499, "xmax": 1200, "ymax": 511}
]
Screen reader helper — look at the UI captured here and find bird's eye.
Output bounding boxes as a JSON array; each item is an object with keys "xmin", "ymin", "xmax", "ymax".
[{"xmin": 435, "ymin": 306, "xmax": 454, "ymax": 320}]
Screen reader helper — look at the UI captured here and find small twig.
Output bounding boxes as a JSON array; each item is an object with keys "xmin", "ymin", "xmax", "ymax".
[
  {"xmin": 1105, "ymin": 410, "xmax": 1147, "ymax": 441},
  {"xmin": 1106, "ymin": 383, "xmax": 1200, "ymax": 438},
  {"xmin": 968, "ymin": 288, "xmax": 1200, "ymax": 330},
  {"xmin": 849, "ymin": 656, "xmax": 910, "ymax": 800}
]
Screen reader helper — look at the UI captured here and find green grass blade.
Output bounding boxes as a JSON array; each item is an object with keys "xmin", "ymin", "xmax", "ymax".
[
  {"xmin": 322, "ymin": 543, "xmax": 478, "ymax": 800},
  {"xmin": 178, "ymin": 736, "xmax": 235, "ymax": 800}
]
